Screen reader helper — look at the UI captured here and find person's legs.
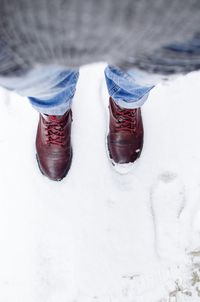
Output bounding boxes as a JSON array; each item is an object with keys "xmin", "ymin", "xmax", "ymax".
[
  {"xmin": 0, "ymin": 65, "xmax": 79, "ymax": 115},
  {"xmin": 0, "ymin": 66, "xmax": 79, "ymax": 180},
  {"xmin": 104, "ymin": 65, "xmax": 154, "ymax": 166},
  {"xmin": 104, "ymin": 65, "xmax": 154, "ymax": 109}
]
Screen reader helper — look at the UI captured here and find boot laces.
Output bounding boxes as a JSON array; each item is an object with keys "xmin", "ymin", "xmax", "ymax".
[
  {"xmin": 44, "ymin": 118, "xmax": 65, "ymax": 146},
  {"xmin": 115, "ymin": 106, "xmax": 137, "ymax": 132}
]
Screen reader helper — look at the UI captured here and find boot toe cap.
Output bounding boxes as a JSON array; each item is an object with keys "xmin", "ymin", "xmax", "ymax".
[
  {"xmin": 109, "ymin": 143, "xmax": 141, "ymax": 164},
  {"xmin": 107, "ymin": 133, "xmax": 143, "ymax": 164},
  {"xmin": 36, "ymin": 152, "xmax": 72, "ymax": 181}
]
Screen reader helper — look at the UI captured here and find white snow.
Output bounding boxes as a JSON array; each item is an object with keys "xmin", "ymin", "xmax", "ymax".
[{"xmin": 0, "ymin": 63, "xmax": 200, "ymax": 301}]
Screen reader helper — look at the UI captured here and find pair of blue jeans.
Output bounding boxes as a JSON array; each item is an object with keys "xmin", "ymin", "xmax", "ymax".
[{"xmin": 0, "ymin": 65, "xmax": 154, "ymax": 115}]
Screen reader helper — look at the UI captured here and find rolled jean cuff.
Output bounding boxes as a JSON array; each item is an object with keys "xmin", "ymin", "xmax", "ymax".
[
  {"xmin": 105, "ymin": 65, "xmax": 154, "ymax": 109},
  {"xmin": 112, "ymin": 92, "xmax": 150, "ymax": 109},
  {"xmin": 28, "ymin": 69, "xmax": 79, "ymax": 115},
  {"xmin": 30, "ymin": 96, "xmax": 73, "ymax": 115}
]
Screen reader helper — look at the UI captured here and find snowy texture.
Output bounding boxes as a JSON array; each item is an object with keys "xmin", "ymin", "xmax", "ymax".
[{"xmin": 0, "ymin": 63, "xmax": 200, "ymax": 301}]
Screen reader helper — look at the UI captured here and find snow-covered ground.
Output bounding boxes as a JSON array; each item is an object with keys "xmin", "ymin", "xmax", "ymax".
[{"xmin": 0, "ymin": 63, "xmax": 200, "ymax": 302}]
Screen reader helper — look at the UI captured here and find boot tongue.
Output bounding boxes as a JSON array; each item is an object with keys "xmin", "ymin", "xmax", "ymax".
[
  {"xmin": 43, "ymin": 114, "xmax": 62, "ymax": 122},
  {"xmin": 49, "ymin": 115, "xmax": 62, "ymax": 122}
]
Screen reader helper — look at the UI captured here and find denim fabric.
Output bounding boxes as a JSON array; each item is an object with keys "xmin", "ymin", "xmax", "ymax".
[
  {"xmin": 0, "ymin": 65, "xmax": 154, "ymax": 114},
  {"xmin": 104, "ymin": 66, "xmax": 154, "ymax": 109},
  {"xmin": 29, "ymin": 69, "xmax": 79, "ymax": 115},
  {"xmin": 0, "ymin": 66, "xmax": 79, "ymax": 115}
]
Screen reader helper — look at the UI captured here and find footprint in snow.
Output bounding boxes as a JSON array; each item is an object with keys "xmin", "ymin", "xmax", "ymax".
[{"xmin": 150, "ymin": 171, "xmax": 186, "ymax": 262}]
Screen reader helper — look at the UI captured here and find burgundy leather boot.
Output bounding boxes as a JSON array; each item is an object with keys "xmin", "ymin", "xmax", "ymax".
[
  {"xmin": 36, "ymin": 110, "xmax": 72, "ymax": 181},
  {"xmin": 107, "ymin": 97, "xmax": 143, "ymax": 165}
]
